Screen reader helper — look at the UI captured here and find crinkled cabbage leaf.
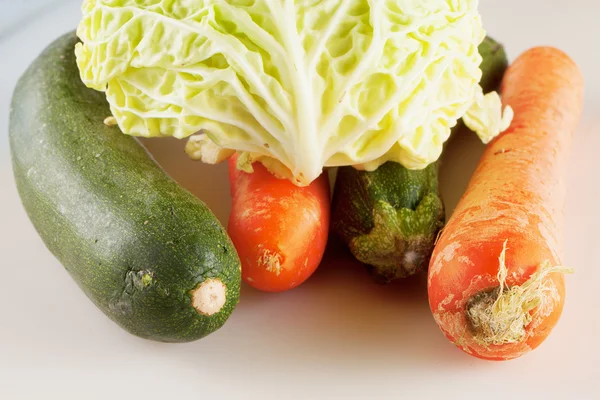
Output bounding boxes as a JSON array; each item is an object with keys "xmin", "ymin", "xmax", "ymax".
[{"xmin": 76, "ymin": 0, "xmax": 510, "ymax": 185}]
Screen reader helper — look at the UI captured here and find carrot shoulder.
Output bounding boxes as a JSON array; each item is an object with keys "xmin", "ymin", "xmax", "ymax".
[
  {"xmin": 428, "ymin": 47, "xmax": 584, "ymax": 360},
  {"xmin": 228, "ymin": 154, "xmax": 331, "ymax": 293}
]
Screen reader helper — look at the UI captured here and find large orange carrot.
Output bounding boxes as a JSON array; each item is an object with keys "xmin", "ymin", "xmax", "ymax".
[
  {"xmin": 228, "ymin": 154, "xmax": 331, "ymax": 292},
  {"xmin": 428, "ymin": 47, "xmax": 584, "ymax": 361}
]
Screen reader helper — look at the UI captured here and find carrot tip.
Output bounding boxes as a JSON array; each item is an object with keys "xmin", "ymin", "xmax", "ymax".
[{"xmin": 465, "ymin": 240, "xmax": 574, "ymax": 347}]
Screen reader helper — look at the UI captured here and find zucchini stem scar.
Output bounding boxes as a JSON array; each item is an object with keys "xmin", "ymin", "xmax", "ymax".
[{"xmin": 191, "ymin": 279, "xmax": 227, "ymax": 316}]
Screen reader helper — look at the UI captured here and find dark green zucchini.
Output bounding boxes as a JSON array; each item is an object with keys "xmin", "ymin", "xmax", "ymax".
[
  {"xmin": 331, "ymin": 36, "xmax": 509, "ymax": 284},
  {"xmin": 9, "ymin": 32, "xmax": 241, "ymax": 342},
  {"xmin": 479, "ymin": 36, "xmax": 510, "ymax": 99},
  {"xmin": 332, "ymin": 161, "xmax": 444, "ymax": 283}
]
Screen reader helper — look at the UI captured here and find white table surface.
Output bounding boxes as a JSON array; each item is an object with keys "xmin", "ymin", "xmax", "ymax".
[{"xmin": 1, "ymin": 1, "xmax": 599, "ymax": 399}]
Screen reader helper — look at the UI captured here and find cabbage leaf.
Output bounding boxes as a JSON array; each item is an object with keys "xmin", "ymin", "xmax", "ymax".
[{"xmin": 76, "ymin": 0, "xmax": 509, "ymax": 185}]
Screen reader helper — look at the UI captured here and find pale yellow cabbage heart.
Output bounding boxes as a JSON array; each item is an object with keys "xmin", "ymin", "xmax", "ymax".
[{"xmin": 76, "ymin": 0, "xmax": 510, "ymax": 186}]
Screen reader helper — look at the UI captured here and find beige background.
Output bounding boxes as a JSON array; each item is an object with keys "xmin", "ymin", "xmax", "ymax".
[{"xmin": 1, "ymin": 1, "xmax": 598, "ymax": 398}]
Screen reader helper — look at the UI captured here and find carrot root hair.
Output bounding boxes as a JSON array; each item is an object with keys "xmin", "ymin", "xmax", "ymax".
[{"xmin": 466, "ymin": 241, "xmax": 574, "ymax": 347}]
